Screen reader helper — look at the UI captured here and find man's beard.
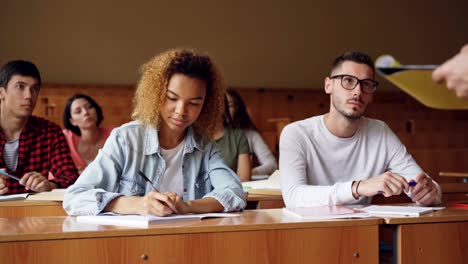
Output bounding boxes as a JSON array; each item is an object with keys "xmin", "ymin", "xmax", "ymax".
[{"xmin": 332, "ymin": 96, "xmax": 366, "ymax": 120}]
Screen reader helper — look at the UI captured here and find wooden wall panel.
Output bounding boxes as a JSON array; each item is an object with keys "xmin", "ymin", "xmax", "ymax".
[
  {"xmin": 35, "ymin": 84, "xmax": 135, "ymax": 129},
  {"xmin": 34, "ymin": 84, "xmax": 468, "ymax": 183}
]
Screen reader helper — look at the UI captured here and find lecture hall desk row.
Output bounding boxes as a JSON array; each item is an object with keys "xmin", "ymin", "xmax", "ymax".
[{"xmin": 0, "ymin": 200, "xmax": 467, "ymax": 264}]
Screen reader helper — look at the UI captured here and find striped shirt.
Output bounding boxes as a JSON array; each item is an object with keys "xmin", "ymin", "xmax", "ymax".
[{"xmin": 3, "ymin": 138, "xmax": 19, "ymax": 171}]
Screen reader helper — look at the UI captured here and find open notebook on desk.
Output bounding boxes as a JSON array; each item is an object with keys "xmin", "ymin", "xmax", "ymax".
[
  {"xmin": 25, "ymin": 189, "xmax": 65, "ymax": 201},
  {"xmin": 0, "ymin": 189, "xmax": 66, "ymax": 202},
  {"xmin": 375, "ymin": 54, "xmax": 468, "ymax": 110},
  {"xmin": 77, "ymin": 212, "xmax": 241, "ymax": 228},
  {"xmin": 243, "ymin": 170, "xmax": 281, "ymax": 195}
]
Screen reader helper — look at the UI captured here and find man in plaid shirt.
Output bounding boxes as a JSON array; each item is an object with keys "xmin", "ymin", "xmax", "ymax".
[{"xmin": 0, "ymin": 60, "xmax": 79, "ymax": 194}]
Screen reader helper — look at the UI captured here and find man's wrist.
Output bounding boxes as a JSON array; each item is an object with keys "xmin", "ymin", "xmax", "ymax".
[{"xmin": 49, "ymin": 181, "xmax": 58, "ymax": 190}]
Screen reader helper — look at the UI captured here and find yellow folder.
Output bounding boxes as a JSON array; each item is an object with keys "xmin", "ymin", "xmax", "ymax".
[{"xmin": 376, "ymin": 55, "xmax": 468, "ymax": 110}]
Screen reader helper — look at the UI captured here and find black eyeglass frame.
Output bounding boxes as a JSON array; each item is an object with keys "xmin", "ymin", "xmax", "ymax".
[{"xmin": 329, "ymin": 74, "xmax": 379, "ymax": 94}]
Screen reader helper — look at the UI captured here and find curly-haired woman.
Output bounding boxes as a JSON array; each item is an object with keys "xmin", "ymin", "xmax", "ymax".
[{"xmin": 64, "ymin": 49, "xmax": 246, "ymax": 216}]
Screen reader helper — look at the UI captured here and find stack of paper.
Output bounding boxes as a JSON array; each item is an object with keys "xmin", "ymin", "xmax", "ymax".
[
  {"xmin": 77, "ymin": 212, "xmax": 241, "ymax": 228},
  {"xmin": 360, "ymin": 205, "xmax": 444, "ymax": 217},
  {"xmin": 26, "ymin": 189, "xmax": 66, "ymax": 201},
  {"xmin": 375, "ymin": 55, "xmax": 468, "ymax": 110},
  {"xmin": 283, "ymin": 206, "xmax": 370, "ymax": 220},
  {"xmin": 0, "ymin": 193, "xmax": 29, "ymax": 202},
  {"xmin": 243, "ymin": 170, "xmax": 281, "ymax": 195}
]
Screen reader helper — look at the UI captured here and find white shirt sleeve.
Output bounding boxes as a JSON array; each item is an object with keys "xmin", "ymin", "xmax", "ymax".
[{"xmin": 246, "ymin": 130, "xmax": 278, "ymax": 175}]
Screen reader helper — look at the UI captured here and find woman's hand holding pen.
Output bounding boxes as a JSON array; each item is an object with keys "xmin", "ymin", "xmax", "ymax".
[
  {"xmin": 163, "ymin": 192, "xmax": 192, "ymax": 214},
  {"xmin": 139, "ymin": 191, "xmax": 180, "ymax": 216}
]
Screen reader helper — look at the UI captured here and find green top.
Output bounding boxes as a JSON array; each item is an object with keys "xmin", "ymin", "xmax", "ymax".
[{"xmin": 215, "ymin": 127, "xmax": 251, "ymax": 172}]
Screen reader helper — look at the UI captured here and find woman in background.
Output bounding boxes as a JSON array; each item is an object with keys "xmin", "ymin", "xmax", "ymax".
[
  {"xmin": 213, "ymin": 97, "xmax": 252, "ymax": 182},
  {"xmin": 226, "ymin": 88, "xmax": 278, "ymax": 175},
  {"xmin": 63, "ymin": 94, "xmax": 112, "ymax": 173}
]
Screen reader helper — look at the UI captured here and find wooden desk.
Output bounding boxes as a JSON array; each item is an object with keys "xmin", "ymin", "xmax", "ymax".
[
  {"xmin": 0, "ymin": 200, "xmax": 65, "ymax": 217},
  {"xmin": 0, "ymin": 209, "xmax": 381, "ymax": 264},
  {"xmin": 246, "ymin": 193, "xmax": 285, "ymax": 209},
  {"xmin": 383, "ymin": 207, "xmax": 468, "ymax": 264},
  {"xmin": 439, "ymin": 172, "xmax": 468, "ymax": 178}
]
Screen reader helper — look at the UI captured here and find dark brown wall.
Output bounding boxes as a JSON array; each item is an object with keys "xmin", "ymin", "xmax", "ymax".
[{"xmin": 1, "ymin": 0, "xmax": 467, "ymax": 89}]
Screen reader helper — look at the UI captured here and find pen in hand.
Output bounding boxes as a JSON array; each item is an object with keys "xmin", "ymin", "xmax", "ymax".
[
  {"xmin": 0, "ymin": 169, "xmax": 21, "ymax": 181},
  {"xmin": 378, "ymin": 180, "xmax": 417, "ymax": 196},
  {"xmin": 138, "ymin": 171, "xmax": 178, "ymax": 213},
  {"xmin": 138, "ymin": 171, "xmax": 158, "ymax": 191}
]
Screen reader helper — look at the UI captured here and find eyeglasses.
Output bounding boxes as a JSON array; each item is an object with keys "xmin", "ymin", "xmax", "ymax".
[{"xmin": 330, "ymin": 74, "xmax": 378, "ymax": 94}]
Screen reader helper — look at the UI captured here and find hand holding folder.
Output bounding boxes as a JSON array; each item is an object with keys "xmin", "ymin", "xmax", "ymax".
[
  {"xmin": 432, "ymin": 44, "xmax": 468, "ymax": 99},
  {"xmin": 376, "ymin": 55, "xmax": 468, "ymax": 110}
]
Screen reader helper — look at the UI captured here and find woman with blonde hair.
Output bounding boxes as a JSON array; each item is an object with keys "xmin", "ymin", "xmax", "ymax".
[{"xmin": 64, "ymin": 49, "xmax": 246, "ymax": 216}]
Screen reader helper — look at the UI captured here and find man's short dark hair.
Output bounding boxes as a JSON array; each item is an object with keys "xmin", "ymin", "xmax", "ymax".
[
  {"xmin": 0, "ymin": 60, "xmax": 42, "ymax": 88},
  {"xmin": 63, "ymin": 94, "xmax": 104, "ymax": 136},
  {"xmin": 330, "ymin": 51, "xmax": 375, "ymax": 77}
]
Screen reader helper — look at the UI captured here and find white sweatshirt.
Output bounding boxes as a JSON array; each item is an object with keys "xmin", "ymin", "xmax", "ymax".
[{"xmin": 279, "ymin": 115, "xmax": 441, "ymax": 207}]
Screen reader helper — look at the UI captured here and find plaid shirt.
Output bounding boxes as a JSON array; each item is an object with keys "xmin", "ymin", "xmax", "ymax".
[{"xmin": 0, "ymin": 116, "xmax": 79, "ymax": 194}]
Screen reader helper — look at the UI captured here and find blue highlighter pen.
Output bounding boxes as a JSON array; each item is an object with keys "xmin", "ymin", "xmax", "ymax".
[{"xmin": 0, "ymin": 169, "xmax": 21, "ymax": 181}]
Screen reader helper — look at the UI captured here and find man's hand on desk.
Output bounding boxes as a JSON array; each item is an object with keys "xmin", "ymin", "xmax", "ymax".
[
  {"xmin": 19, "ymin": 171, "xmax": 56, "ymax": 192},
  {"xmin": 0, "ymin": 174, "xmax": 8, "ymax": 195},
  {"xmin": 410, "ymin": 173, "xmax": 440, "ymax": 206},
  {"xmin": 356, "ymin": 172, "xmax": 410, "ymax": 197}
]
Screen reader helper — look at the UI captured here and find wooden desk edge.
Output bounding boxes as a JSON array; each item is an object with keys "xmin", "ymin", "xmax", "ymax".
[
  {"xmin": 0, "ymin": 215, "xmax": 382, "ymax": 242},
  {"xmin": 439, "ymin": 172, "xmax": 468, "ymax": 177},
  {"xmin": 0, "ymin": 201, "xmax": 62, "ymax": 207}
]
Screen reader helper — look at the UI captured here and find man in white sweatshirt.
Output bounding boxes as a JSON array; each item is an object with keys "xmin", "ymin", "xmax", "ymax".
[{"xmin": 279, "ymin": 51, "xmax": 442, "ymax": 207}]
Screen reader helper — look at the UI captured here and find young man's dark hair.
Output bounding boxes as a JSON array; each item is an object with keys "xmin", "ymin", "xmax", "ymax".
[
  {"xmin": 330, "ymin": 51, "xmax": 375, "ymax": 77},
  {"xmin": 0, "ymin": 60, "xmax": 42, "ymax": 88}
]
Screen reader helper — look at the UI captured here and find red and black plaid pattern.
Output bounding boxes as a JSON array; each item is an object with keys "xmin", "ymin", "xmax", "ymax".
[{"xmin": 0, "ymin": 116, "xmax": 79, "ymax": 194}]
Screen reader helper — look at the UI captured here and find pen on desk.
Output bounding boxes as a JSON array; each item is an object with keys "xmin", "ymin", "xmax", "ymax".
[{"xmin": 0, "ymin": 169, "xmax": 21, "ymax": 182}]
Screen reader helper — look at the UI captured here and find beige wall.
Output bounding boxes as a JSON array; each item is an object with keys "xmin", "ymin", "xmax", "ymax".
[{"xmin": 0, "ymin": 0, "xmax": 467, "ymax": 89}]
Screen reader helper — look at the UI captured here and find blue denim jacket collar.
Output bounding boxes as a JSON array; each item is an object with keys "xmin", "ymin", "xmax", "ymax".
[{"xmin": 143, "ymin": 125, "xmax": 203, "ymax": 155}]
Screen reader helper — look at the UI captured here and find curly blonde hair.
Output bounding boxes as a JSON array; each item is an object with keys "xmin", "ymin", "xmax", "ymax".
[{"xmin": 132, "ymin": 48, "xmax": 225, "ymax": 140}]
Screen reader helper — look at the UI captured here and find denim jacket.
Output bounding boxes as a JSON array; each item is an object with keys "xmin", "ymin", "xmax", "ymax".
[{"xmin": 63, "ymin": 121, "xmax": 246, "ymax": 215}]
